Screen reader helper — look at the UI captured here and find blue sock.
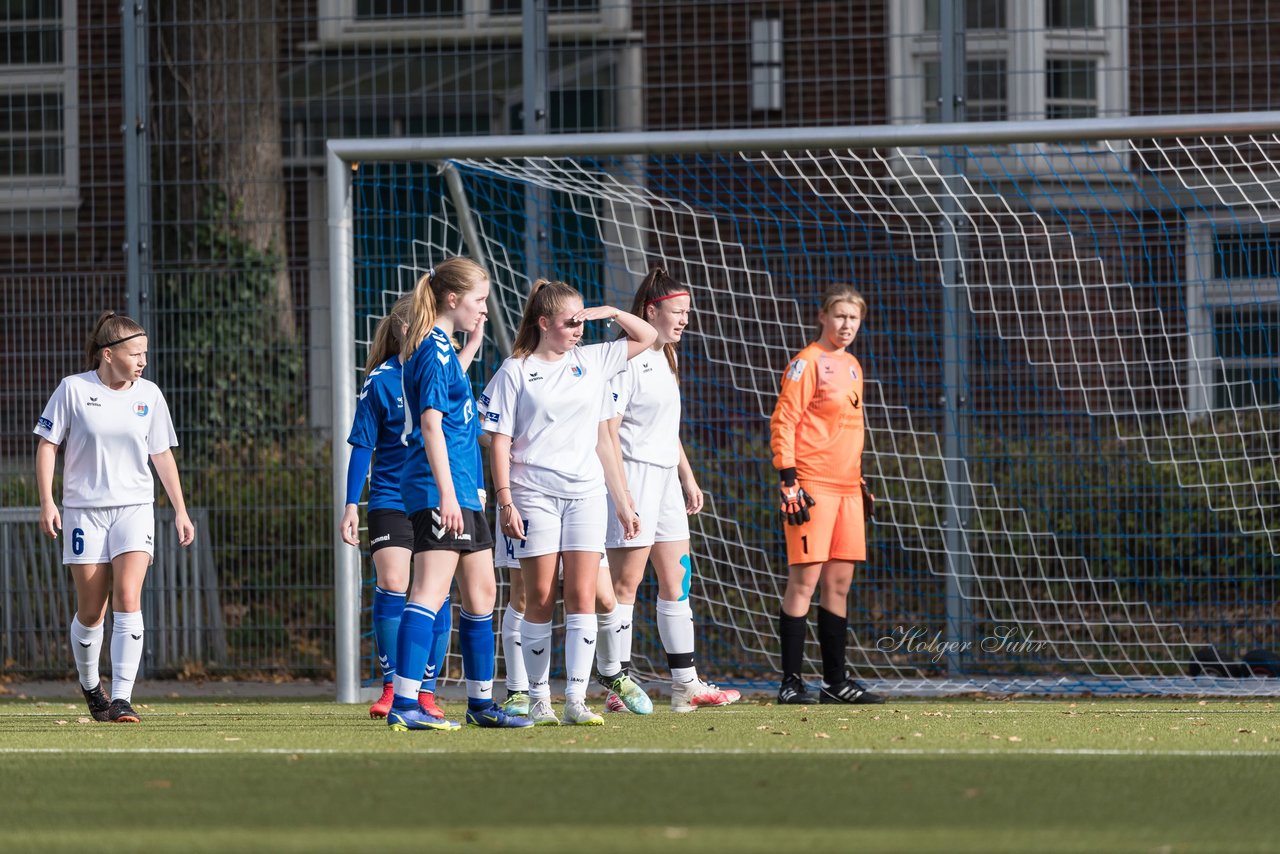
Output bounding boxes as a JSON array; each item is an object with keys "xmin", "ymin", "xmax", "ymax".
[
  {"xmin": 392, "ymin": 603, "xmax": 436, "ymax": 710},
  {"xmin": 372, "ymin": 586, "xmax": 406, "ymax": 683},
  {"xmin": 460, "ymin": 609, "xmax": 496, "ymax": 710},
  {"xmin": 422, "ymin": 595, "xmax": 452, "ymax": 693}
]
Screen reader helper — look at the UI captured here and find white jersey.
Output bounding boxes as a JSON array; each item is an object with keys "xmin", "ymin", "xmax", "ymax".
[
  {"xmin": 480, "ymin": 338, "xmax": 629, "ymax": 498},
  {"xmin": 611, "ymin": 349, "xmax": 682, "ymax": 468},
  {"xmin": 34, "ymin": 371, "xmax": 178, "ymax": 508}
]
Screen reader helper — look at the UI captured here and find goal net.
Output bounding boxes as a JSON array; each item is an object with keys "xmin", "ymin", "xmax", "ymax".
[{"xmin": 338, "ymin": 119, "xmax": 1280, "ymax": 696}]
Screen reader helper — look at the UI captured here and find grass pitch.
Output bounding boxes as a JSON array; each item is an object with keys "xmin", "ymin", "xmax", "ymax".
[{"xmin": 1, "ymin": 694, "xmax": 1278, "ymax": 853}]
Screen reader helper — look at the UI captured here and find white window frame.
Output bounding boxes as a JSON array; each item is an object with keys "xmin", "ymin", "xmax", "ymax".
[
  {"xmin": 0, "ymin": 2, "xmax": 79, "ymax": 213},
  {"xmin": 1184, "ymin": 213, "xmax": 1280, "ymax": 414},
  {"xmin": 316, "ymin": 0, "xmax": 630, "ymax": 44},
  {"xmin": 888, "ymin": 0, "xmax": 1128, "ymax": 126}
]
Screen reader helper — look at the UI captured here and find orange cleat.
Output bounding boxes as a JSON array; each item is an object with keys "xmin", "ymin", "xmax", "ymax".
[
  {"xmin": 418, "ymin": 690, "xmax": 445, "ymax": 719},
  {"xmin": 369, "ymin": 682, "xmax": 394, "ymax": 719}
]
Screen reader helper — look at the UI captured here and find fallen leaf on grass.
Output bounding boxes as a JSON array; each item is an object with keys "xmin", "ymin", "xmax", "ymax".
[
  {"xmin": 814, "ymin": 732, "xmax": 830, "ymax": 739},
  {"xmin": 1008, "ymin": 736, "xmax": 1022, "ymax": 743},
  {"xmin": 54, "ymin": 720, "xmax": 68, "ymax": 725}
]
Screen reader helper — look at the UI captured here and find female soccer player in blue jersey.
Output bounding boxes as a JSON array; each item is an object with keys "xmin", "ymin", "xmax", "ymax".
[
  {"xmin": 386, "ymin": 257, "xmax": 531, "ymax": 731},
  {"xmin": 338, "ymin": 295, "xmax": 457, "ymax": 720},
  {"xmin": 599, "ymin": 267, "xmax": 741, "ymax": 713},
  {"xmin": 481, "ymin": 280, "xmax": 655, "ymax": 726}
]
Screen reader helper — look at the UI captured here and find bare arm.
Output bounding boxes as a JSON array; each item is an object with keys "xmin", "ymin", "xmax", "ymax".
[
  {"xmin": 677, "ymin": 440, "xmax": 704, "ymax": 515},
  {"xmin": 489, "ymin": 432, "xmax": 523, "ymax": 540},
  {"xmin": 35, "ymin": 439, "xmax": 60, "ymax": 539},
  {"xmin": 150, "ymin": 449, "xmax": 195, "ymax": 546},
  {"xmin": 597, "ymin": 416, "xmax": 638, "ymax": 539},
  {"xmin": 573, "ymin": 306, "xmax": 657, "ymax": 359},
  {"xmin": 457, "ymin": 315, "xmax": 486, "ymax": 372},
  {"xmin": 420, "ymin": 409, "xmax": 462, "ymax": 535}
]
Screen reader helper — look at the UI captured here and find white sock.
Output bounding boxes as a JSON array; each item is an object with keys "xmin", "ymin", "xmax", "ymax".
[
  {"xmin": 657, "ymin": 598, "xmax": 697, "ymax": 683},
  {"xmin": 70, "ymin": 615, "xmax": 104, "ymax": 691},
  {"xmin": 109, "ymin": 610, "xmax": 145, "ymax": 701},
  {"xmin": 520, "ymin": 619, "xmax": 553, "ymax": 701},
  {"xmin": 595, "ymin": 608, "xmax": 622, "ymax": 678},
  {"xmin": 615, "ymin": 602, "xmax": 635, "ymax": 668},
  {"xmin": 501, "ymin": 607, "xmax": 529, "ymax": 692},
  {"xmin": 564, "ymin": 613, "xmax": 597, "ymax": 702}
]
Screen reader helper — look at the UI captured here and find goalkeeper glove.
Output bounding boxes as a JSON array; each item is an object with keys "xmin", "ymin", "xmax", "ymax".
[
  {"xmin": 779, "ymin": 484, "xmax": 816, "ymax": 526},
  {"xmin": 861, "ymin": 480, "xmax": 875, "ymax": 522}
]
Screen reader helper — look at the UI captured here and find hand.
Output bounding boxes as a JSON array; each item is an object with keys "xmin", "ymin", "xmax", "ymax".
[
  {"xmin": 861, "ymin": 480, "xmax": 875, "ymax": 522},
  {"xmin": 438, "ymin": 495, "xmax": 464, "ymax": 538},
  {"xmin": 500, "ymin": 501, "xmax": 526, "ymax": 541},
  {"xmin": 174, "ymin": 511, "xmax": 196, "ymax": 547},
  {"xmin": 39, "ymin": 501, "xmax": 61, "ymax": 540},
  {"xmin": 339, "ymin": 504, "xmax": 361, "ymax": 546},
  {"xmin": 779, "ymin": 484, "xmax": 815, "ymax": 526},
  {"xmin": 571, "ymin": 305, "xmax": 621, "ymax": 325},
  {"xmin": 615, "ymin": 494, "xmax": 640, "ymax": 540},
  {"xmin": 682, "ymin": 475, "xmax": 704, "ymax": 515}
]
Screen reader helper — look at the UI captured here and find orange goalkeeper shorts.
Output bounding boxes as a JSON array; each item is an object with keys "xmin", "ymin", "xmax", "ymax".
[{"xmin": 782, "ymin": 483, "xmax": 866, "ymax": 566}]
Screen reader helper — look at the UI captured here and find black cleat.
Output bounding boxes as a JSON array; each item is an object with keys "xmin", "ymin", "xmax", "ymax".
[
  {"xmin": 819, "ymin": 678, "xmax": 885, "ymax": 705},
  {"xmin": 82, "ymin": 684, "xmax": 111, "ymax": 722},
  {"xmin": 107, "ymin": 698, "xmax": 141, "ymax": 723},
  {"xmin": 777, "ymin": 675, "xmax": 818, "ymax": 705}
]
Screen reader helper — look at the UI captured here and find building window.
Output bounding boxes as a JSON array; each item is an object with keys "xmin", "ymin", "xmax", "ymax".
[
  {"xmin": 750, "ymin": 18, "xmax": 783, "ymax": 113},
  {"xmin": 889, "ymin": 0, "xmax": 1127, "ymax": 125},
  {"xmin": 0, "ymin": 0, "xmax": 78, "ymax": 208},
  {"xmin": 1186, "ymin": 223, "xmax": 1280, "ymax": 413},
  {"xmin": 320, "ymin": 0, "xmax": 625, "ymax": 41}
]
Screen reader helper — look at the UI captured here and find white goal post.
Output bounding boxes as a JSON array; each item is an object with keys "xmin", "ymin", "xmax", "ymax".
[{"xmin": 329, "ymin": 110, "xmax": 1280, "ymax": 704}]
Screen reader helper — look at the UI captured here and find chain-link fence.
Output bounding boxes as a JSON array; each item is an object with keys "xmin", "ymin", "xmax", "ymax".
[{"xmin": 2, "ymin": 1, "xmax": 1277, "ymax": 679}]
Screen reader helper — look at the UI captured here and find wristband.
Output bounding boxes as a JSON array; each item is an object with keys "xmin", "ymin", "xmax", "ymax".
[{"xmin": 778, "ymin": 467, "xmax": 797, "ymax": 487}]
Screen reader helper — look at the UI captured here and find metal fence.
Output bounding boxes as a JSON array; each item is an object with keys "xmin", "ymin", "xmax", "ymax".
[{"xmin": 1, "ymin": 1, "xmax": 1278, "ymax": 678}]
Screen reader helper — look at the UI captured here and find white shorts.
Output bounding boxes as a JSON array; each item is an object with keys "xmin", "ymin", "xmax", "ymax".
[
  {"xmin": 62, "ymin": 504, "xmax": 155, "ymax": 565},
  {"xmin": 509, "ymin": 486, "xmax": 607, "ymax": 559},
  {"xmin": 605, "ymin": 460, "xmax": 690, "ymax": 549}
]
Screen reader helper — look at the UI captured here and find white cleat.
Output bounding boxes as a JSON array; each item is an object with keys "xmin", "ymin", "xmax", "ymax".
[
  {"xmin": 561, "ymin": 699, "xmax": 604, "ymax": 726},
  {"xmin": 528, "ymin": 698, "xmax": 561, "ymax": 726},
  {"xmin": 671, "ymin": 678, "xmax": 742, "ymax": 713}
]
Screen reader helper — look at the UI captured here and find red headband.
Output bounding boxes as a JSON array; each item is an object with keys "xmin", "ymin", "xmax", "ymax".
[{"xmin": 646, "ymin": 291, "xmax": 690, "ymax": 305}]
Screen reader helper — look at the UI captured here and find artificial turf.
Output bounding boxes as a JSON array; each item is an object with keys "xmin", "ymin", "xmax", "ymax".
[{"xmin": 1, "ymin": 695, "xmax": 1277, "ymax": 853}]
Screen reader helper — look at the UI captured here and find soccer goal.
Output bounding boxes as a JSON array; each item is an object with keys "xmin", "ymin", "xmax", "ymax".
[{"xmin": 329, "ymin": 112, "xmax": 1280, "ymax": 702}]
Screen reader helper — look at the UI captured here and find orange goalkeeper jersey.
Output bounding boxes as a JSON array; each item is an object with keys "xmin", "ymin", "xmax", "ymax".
[{"xmin": 769, "ymin": 342, "xmax": 865, "ymax": 492}]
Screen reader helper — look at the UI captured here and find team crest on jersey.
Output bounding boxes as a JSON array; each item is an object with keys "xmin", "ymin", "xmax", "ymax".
[
  {"xmin": 133, "ymin": 402, "xmax": 149, "ymax": 417},
  {"xmin": 570, "ymin": 365, "xmax": 584, "ymax": 377},
  {"xmin": 786, "ymin": 358, "xmax": 807, "ymax": 381}
]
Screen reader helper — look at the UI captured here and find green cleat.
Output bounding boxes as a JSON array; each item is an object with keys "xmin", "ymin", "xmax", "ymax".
[
  {"xmin": 501, "ymin": 690, "xmax": 531, "ymax": 717},
  {"xmin": 598, "ymin": 672, "xmax": 653, "ymax": 715}
]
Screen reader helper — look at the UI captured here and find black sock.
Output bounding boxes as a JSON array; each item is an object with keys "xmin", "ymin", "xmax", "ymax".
[
  {"xmin": 621, "ymin": 659, "xmax": 631, "ymax": 678},
  {"xmin": 817, "ymin": 607, "xmax": 848, "ymax": 686},
  {"xmin": 779, "ymin": 610, "xmax": 808, "ymax": 679}
]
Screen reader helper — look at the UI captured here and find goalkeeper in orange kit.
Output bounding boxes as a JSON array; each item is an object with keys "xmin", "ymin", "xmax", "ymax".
[{"xmin": 769, "ymin": 285, "xmax": 884, "ymax": 705}]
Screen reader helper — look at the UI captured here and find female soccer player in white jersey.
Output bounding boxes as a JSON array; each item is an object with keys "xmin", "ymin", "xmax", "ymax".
[
  {"xmin": 481, "ymin": 279, "xmax": 655, "ymax": 726},
  {"xmin": 338, "ymin": 294, "xmax": 455, "ymax": 720},
  {"xmin": 599, "ymin": 267, "xmax": 741, "ymax": 713},
  {"xmin": 34, "ymin": 311, "xmax": 195, "ymax": 723},
  {"xmin": 387, "ymin": 257, "xmax": 531, "ymax": 731}
]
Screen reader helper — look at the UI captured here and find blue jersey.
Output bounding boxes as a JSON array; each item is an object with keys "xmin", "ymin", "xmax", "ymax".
[
  {"xmin": 400, "ymin": 327, "xmax": 484, "ymax": 515},
  {"xmin": 347, "ymin": 358, "xmax": 416, "ymax": 512}
]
